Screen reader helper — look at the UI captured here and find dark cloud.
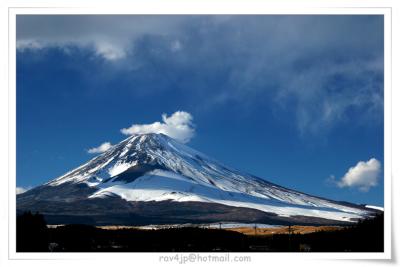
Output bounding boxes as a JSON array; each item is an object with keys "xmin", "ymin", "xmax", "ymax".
[{"xmin": 17, "ymin": 15, "xmax": 384, "ymax": 134}]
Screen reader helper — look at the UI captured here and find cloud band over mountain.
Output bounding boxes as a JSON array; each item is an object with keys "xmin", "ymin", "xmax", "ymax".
[{"xmin": 121, "ymin": 111, "xmax": 195, "ymax": 143}]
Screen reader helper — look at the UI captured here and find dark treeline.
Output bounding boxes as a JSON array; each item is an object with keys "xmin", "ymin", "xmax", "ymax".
[
  {"xmin": 17, "ymin": 212, "xmax": 49, "ymax": 252},
  {"xmin": 17, "ymin": 212, "xmax": 383, "ymax": 252},
  {"xmin": 248, "ymin": 213, "xmax": 384, "ymax": 252}
]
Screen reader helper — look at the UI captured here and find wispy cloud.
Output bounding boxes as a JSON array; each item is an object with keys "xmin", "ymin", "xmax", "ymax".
[
  {"xmin": 121, "ymin": 111, "xmax": 195, "ymax": 143},
  {"xmin": 17, "ymin": 15, "xmax": 383, "ymax": 134},
  {"xmin": 331, "ymin": 158, "xmax": 381, "ymax": 192},
  {"xmin": 16, "ymin": 15, "xmax": 186, "ymax": 61},
  {"xmin": 88, "ymin": 142, "xmax": 113, "ymax": 154}
]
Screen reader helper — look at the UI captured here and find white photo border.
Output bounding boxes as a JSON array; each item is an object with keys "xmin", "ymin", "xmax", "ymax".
[{"xmin": 6, "ymin": 3, "xmax": 393, "ymax": 264}]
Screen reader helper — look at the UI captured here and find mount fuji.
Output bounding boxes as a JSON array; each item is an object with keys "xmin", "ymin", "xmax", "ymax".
[{"xmin": 17, "ymin": 133, "xmax": 378, "ymax": 225}]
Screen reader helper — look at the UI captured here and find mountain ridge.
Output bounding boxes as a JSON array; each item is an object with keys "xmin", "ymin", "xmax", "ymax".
[{"xmin": 17, "ymin": 133, "xmax": 376, "ymax": 225}]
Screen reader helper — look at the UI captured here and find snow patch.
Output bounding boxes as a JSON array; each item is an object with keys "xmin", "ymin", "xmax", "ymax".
[
  {"xmin": 365, "ymin": 205, "xmax": 384, "ymax": 211},
  {"xmin": 89, "ymin": 169, "xmax": 368, "ymax": 222},
  {"xmin": 108, "ymin": 162, "xmax": 133, "ymax": 177}
]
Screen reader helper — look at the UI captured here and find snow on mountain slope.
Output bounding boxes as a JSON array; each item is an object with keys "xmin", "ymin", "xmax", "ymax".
[{"xmin": 45, "ymin": 133, "xmax": 372, "ymax": 222}]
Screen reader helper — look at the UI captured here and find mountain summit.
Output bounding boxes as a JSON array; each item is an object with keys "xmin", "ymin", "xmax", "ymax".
[{"xmin": 17, "ymin": 133, "xmax": 377, "ymax": 225}]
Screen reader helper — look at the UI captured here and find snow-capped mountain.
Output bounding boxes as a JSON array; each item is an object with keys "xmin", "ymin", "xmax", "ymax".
[{"xmin": 17, "ymin": 133, "xmax": 376, "ymax": 225}]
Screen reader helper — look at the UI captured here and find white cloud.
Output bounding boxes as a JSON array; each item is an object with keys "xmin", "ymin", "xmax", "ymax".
[
  {"xmin": 121, "ymin": 111, "xmax": 195, "ymax": 143},
  {"xmin": 16, "ymin": 39, "xmax": 45, "ymax": 50},
  {"xmin": 17, "ymin": 38, "xmax": 126, "ymax": 61},
  {"xmin": 88, "ymin": 142, "xmax": 113, "ymax": 154},
  {"xmin": 16, "ymin": 186, "xmax": 30, "ymax": 195},
  {"xmin": 337, "ymin": 158, "xmax": 381, "ymax": 192},
  {"xmin": 93, "ymin": 41, "xmax": 126, "ymax": 61},
  {"xmin": 16, "ymin": 15, "xmax": 187, "ymax": 61}
]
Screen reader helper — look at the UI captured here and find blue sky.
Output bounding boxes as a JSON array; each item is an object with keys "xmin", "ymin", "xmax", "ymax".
[{"xmin": 16, "ymin": 15, "xmax": 384, "ymax": 205}]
